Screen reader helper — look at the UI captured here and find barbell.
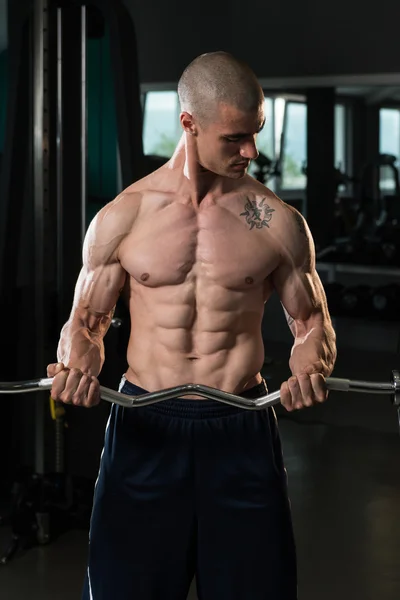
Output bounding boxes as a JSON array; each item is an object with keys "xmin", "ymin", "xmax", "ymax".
[{"xmin": 0, "ymin": 371, "xmax": 399, "ymax": 422}]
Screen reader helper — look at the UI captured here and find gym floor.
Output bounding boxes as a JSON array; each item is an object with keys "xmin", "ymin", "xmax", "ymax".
[{"xmin": 1, "ymin": 345, "xmax": 400, "ymax": 600}]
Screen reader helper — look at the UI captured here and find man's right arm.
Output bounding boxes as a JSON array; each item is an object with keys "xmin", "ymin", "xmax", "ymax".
[
  {"xmin": 48, "ymin": 194, "xmax": 137, "ymax": 405},
  {"xmin": 56, "ymin": 257, "xmax": 125, "ymax": 377}
]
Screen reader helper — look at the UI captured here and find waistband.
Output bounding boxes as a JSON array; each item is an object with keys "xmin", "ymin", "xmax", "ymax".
[{"xmin": 118, "ymin": 377, "xmax": 268, "ymax": 419}]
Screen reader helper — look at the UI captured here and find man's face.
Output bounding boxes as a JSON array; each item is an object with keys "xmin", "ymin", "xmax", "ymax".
[{"xmin": 196, "ymin": 103, "xmax": 265, "ymax": 179}]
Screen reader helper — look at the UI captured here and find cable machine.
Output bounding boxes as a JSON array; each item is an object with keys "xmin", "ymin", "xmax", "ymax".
[{"xmin": 0, "ymin": 0, "xmax": 144, "ymax": 562}]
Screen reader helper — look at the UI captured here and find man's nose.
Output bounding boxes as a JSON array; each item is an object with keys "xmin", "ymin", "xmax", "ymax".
[{"xmin": 240, "ymin": 139, "xmax": 259, "ymax": 160}]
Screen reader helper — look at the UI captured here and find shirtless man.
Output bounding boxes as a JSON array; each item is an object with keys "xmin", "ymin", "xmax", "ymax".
[{"xmin": 48, "ymin": 52, "xmax": 336, "ymax": 600}]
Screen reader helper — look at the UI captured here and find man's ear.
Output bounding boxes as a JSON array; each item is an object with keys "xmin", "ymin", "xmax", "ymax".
[{"xmin": 180, "ymin": 111, "xmax": 198, "ymax": 136}]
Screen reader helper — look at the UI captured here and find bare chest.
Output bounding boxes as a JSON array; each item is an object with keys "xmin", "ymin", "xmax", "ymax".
[{"xmin": 119, "ymin": 203, "xmax": 279, "ymax": 290}]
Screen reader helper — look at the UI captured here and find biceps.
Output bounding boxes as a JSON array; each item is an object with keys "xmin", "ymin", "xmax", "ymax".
[{"xmin": 275, "ymin": 265, "xmax": 326, "ymax": 322}]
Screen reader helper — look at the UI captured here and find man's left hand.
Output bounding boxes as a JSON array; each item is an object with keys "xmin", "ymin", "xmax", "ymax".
[{"xmin": 280, "ymin": 362, "xmax": 328, "ymax": 412}]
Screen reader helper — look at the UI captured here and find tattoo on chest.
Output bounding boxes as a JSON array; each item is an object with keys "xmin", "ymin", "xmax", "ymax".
[{"xmin": 240, "ymin": 197, "xmax": 275, "ymax": 230}]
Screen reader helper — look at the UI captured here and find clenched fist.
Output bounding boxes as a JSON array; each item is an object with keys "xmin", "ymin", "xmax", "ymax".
[
  {"xmin": 47, "ymin": 362, "xmax": 101, "ymax": 407},
  {"xmin": 280, "ymin": 371, "xmax": 327, "ymax": 412}
]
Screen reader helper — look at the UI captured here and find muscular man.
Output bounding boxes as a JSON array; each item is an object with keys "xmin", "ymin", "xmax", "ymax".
[{"xmin": 48, "ymin": 52, "xmax": 336, "ymax": 600}]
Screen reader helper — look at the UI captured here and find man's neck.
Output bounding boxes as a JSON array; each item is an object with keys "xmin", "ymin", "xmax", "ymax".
[{"xmin": 169, "ymin": 134, "xmax": 224, "ymax": 206}]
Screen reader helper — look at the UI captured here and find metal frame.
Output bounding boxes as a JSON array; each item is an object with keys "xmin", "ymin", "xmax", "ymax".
[
  {"xmin": 0, "ymin": 0, "xmax": 34, "ymax": 487},
  {"xmin": 56, "ymin": 6, "xmax": 63, "ymax": 325},
  {"xmin": 80, "ymin": 5, "xmax": 87, "ymax": 246},
  {"xmin": 33, "ymin": 0, "xmax": 48, "ymax": 475},
  {"xmin": 0, "ymin": 0, "xmax": 146, "ymax": 481}
]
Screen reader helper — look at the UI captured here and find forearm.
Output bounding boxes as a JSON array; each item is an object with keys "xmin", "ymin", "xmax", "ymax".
[
  {"xmin": 288, "ymin": 316, "xmax": 337, "ymax": 377},
  {"xmin": 57, "ymin": 313, "xmax": 112, "ymax": 376}
]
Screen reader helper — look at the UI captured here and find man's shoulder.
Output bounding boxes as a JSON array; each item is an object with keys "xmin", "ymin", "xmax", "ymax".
[
  {"xmin": 96, "ymin": 190, "xmax": 142, "ymax": 223},
  {"xmin": 122, "ymin": 168, "xmax": 177, "ymax": 207},
  {"xmin": 234, "ymin": 177, "xmax": 311, "ymax": 244},
  {"xmin": 235, "ymin": 177, "xmax": 287, "ymax": 216},
  {"xmin": 86, "ymin": 191, "xmax": 144, "ymax": 252}
]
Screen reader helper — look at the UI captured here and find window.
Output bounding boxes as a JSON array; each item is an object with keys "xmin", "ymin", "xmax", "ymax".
[
  {"xmin": 248, "ymin": 97, "xmax": 275, "ymax": 182},
  {"xmin": 143, "ymin": 91, "xmax": 181, "ymax": 157},
  {"xmin": 255, "ymin": 97, "xmax": 274, "ymax": 158},
  {"xmin": 335, "ymin": 104, "xmax": 346, "ymax": 171},
  {"xmin": 280, "ymin": 100, "xmax": 347, "ymax": 191},
  {"xmin": 0, "ymin": 50, "xmax": 7, "ymax": 160},
  {"xmin": 274, "ymin": 97, "xmax": 286, "ymax": 157},
  {"xmin": 379, "ymin": 108, "xmax": 400, "ymax": 192},
  {"xmin": 280, "ymin": 102, "xmax": 307, "ymax": 190}
]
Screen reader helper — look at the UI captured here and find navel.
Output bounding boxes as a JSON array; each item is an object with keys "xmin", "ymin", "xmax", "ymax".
[
  {"xmin": 245, "ymin": 277, "xmax": 254, "ymax": 285},
  {"xmin": 140, "ymin": 273, "xmax": 150, "ymax": 282}
]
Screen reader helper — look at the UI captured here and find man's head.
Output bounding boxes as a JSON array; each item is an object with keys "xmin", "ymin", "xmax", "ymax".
[{"xmin": 177, "ymin": 52, "xmax": 265, "ymax": 179}]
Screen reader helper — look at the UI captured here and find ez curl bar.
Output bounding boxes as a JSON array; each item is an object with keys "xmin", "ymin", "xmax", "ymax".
[{"xmin": 0, "ymin": 371, "xmax": 399, "ymax": 429}]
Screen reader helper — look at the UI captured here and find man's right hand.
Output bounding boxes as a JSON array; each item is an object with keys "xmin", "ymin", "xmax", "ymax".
[{"xmin": 46, "ymin": 362, "xmax": 101, "ymax": 407}]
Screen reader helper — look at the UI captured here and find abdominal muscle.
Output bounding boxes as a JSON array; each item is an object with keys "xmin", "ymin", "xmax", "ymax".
[{"xmin": 124, "ymin": 279, "xmax": 267, "ymax": 399}]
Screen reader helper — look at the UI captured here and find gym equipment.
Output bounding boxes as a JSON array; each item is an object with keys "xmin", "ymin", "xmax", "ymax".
[
  {"xmin": 302, "ymin": 165, "xmax": 359, "ymax": 241},
  {"xmin": 0, "ymin": 0, "xmax": 145, "ymax": 564},
  {"xmin": 0, "ymin": 464, "xmax": 93, "ymax": 565},
  {"xmin": 316, "ymin": 155, "xmax": 400, "ymax": 266},
  {"xmin": 1, "ymin": 370, "xmax": 399, "ymax": 414}
]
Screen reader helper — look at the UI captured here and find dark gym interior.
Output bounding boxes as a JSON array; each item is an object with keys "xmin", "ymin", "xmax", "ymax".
[{"xmin": 1, "ymin": 1, "xmax": 400, "ymax": 598}]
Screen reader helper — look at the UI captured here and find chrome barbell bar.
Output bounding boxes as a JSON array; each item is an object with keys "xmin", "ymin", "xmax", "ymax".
[{"xmin": 0, "ymin": 371, "xmax": 399, "ymax": 410}]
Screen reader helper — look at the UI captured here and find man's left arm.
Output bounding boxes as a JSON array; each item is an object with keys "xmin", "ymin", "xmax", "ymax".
[{"xmin": 271, "ymin": 206, "xmax": 337, "ymax": 411}]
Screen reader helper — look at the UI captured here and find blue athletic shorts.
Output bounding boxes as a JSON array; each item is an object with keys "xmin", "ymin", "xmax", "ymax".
[{"xmin": 82, "ymin": 378, "xmax": 297, "ymax": 599}]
